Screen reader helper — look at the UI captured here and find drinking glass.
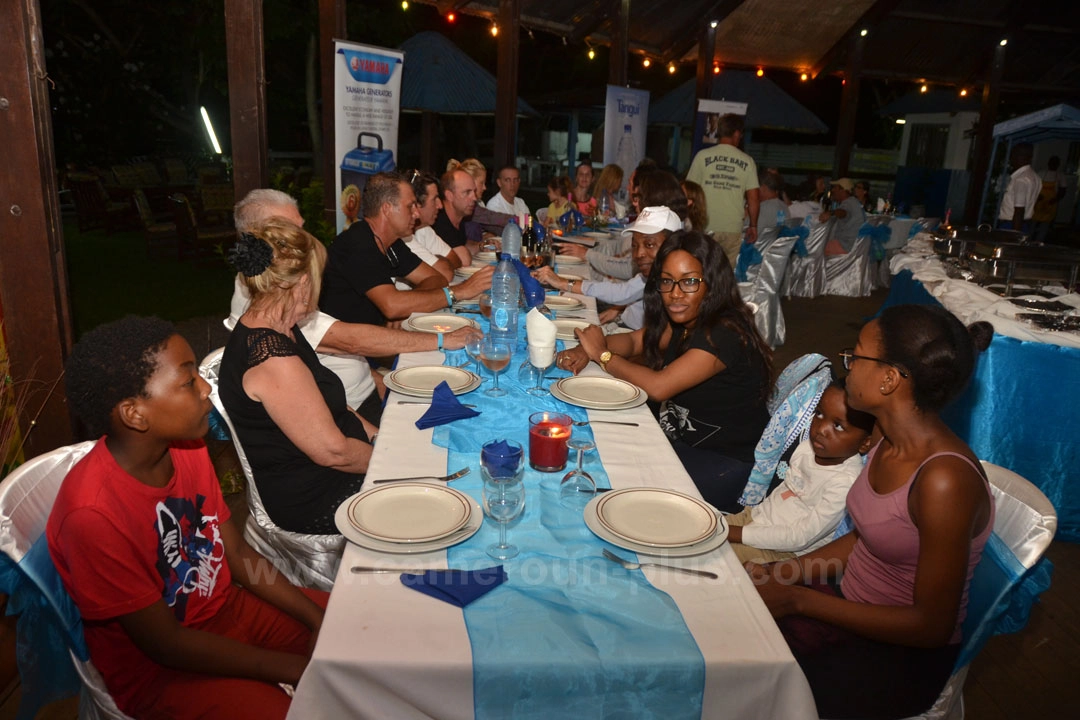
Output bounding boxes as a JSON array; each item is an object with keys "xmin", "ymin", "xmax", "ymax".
[
  {"xmin": 479, "ymin": 337, "xmax": 512, "ymax": 397},
  {"xmin": 478, "ymin": 294, "xmax": 492, "ymax": 321},
  {"xmin": 526, "ymin": 344, "xmax": 556, "ymax": 396},
  {"xmin": 559, "ymin": 438, "xmax": 596, "ymax": 509},
  {"xmin": 465, "ymin": 336, "xmax": 484, "ymax": 379},
  {"xmin": 481, "ymin": 440, "xmax": 526, "ymax": 560}
]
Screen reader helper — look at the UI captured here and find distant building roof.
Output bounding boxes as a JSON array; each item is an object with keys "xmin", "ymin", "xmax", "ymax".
[
  {"xmin": 993, "ymin": 104, "xmax": 1080, "ymax": 143},
  {"xmin": 398, "ymin": 32, "xmax": 537, "ymax": 116},
  {"xmin": 880, "ymin": 89, "xmax": 981, "ymax": 116},
  {"xmin": 648, "ymin": 71, "xmax": 828, "ymax": 133}
]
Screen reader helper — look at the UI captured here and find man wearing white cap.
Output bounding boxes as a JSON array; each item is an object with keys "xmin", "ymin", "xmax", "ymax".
[
  {"xmin": 820, "ymin": 178, "xmax": 865, "ymax": 255},
  {"xmin": 533, "ymin": 206, "xmax": 683, "ymax": 329}
]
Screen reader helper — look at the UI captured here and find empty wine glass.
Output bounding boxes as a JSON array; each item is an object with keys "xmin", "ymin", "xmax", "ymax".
[
  {"xmin": 526, "ymin": 344, "xmax": 556, "ymax": 396},
  {"xmin": 465, "ymin": 336, "xmax": 484, "ymax": 379},
  {"xmin": 559, "ymin": 438, "xmax": 596, "ymax": 509},
  {"xmin": 481, "ymin": 440, "xmax": 526, "ymax": 560},
  {"xmin": 479, "ymin": 337, "xmax": 512, "ymax": 397}
]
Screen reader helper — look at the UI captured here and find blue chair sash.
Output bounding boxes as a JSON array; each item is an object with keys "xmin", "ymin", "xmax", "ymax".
[{"xmin": 735, "ymin": 241, "xmax": 763, "ymax": 282}]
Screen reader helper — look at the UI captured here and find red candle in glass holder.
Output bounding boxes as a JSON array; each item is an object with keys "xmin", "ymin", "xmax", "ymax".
[{"xmin": 529, "ymin": 412, "xmax": 572, "ymax": 472}]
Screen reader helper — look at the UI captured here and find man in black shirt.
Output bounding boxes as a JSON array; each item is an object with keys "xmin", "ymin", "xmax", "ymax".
[
  {"xmin": 321, "ymin": 172, "xmax": 492, "ymax": 327},
  {"xmin": 432, "ymin": 168, "xmax": 480, "ymax": 264}
]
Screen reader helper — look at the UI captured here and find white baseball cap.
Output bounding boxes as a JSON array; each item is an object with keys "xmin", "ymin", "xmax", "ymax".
[{"xmin": 621, "ymin": 206, "xmax": 683, "ymax": 235}]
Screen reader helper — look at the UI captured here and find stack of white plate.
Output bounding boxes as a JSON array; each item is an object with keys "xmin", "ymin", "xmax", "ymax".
[
  {"xmin": 472, "ymin": 250, "xmax": 498, "ymax": 265},
  {"xmin": 543, "ymin": 295, "xmax": 584, "ymax": 312},
  {"xmin": 334, "ymin": 483, "xmax": 482, "ymax": 553},
  {"xmin": 403, "ymin": 313, "xmax": 479, "ymax": 334},
  {"xmin": 385, "ymin": 365, "xmax": 481, "ymax": 397},
  {"xmin": 584, "ymin": 488, "xmax": 728, "ymax": 557},
  {"xmin": 552, "ymin": 318, "xmax": 591, "ymax": 341},
  {"xmin": 455, "ymin": 265, "xmax": 484, "ymax": 280},
  {"xmin": 550, "ymin": 376, "xmax": 646, "ymax": 410}
]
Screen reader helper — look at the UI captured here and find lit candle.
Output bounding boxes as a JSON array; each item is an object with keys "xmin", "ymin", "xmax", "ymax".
[{"xmin": 529, "ymin": 412, "xmax": 572, "ymax": 472}]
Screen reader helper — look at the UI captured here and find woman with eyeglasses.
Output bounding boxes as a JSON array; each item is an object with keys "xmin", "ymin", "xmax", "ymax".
[
  {"xmin": 747, "ymin": 304, "xmax": 995, "ymax": 719},
  {"xmin": 557, "ymin": 230, "xmax": 772, "ymax": 511}
]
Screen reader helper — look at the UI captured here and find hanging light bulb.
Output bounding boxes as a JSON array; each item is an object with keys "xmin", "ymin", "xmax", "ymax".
[
  {"xmin": 920, "ymin": 84, "xmax": 928, "ymax": 93},
  {"xmin": 447, "ymin": 12, "xmax": 455, "ymax": 22},
  {"xmin": 401, "ymin": 1, "xmax": 409, "ymax": 9},
  {"xmin": 756, "ymin": 67, "xmax": 764, "ymax": 77},
  {"xmin": 959, "ymin": 88, "xmax": 968, "ymax": 97},
  {"xmin": 642, "ymin": 57, "xmax": 651, "ymax": 68},
  {"xmin": 490, "ymin": 24, "xmax": 498, "ymax": 37},
  {"xmin": 800, "ymin": 72, "xmax": 808, "ymax": 82},
  {"xmin": 588, "ymin": 47, "xmax": 596, "ymax": 60},
  {"xmin": 710, "ymin": 20, "xmax": 718, "ymax": 29},
  {"xmin": 860, "ymin": 28, "xmax": 868, "ymax": 37},
  {"xmin": 713, "ymin": 63, "xmax": 720, "ymax": 75},
  {"xmin": 668, "ymin": 62, "xmax": 677, "ymax": 74}
]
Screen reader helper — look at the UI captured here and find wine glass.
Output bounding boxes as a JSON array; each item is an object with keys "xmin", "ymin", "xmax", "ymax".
[
  {"xmin": 479, "ymin": 337, "xmax": 512, "ymax": 397},
  {"xmin": 465, "ymin": 336, "xmax": 484, "ymax": 379},
  {"xmin": 526, "ymin": 344, "xmax": 556, "ymax": 396},
  {"xmin": 481, "ymin": 440, "xmax": 526, "ymax": 560},
  {"xmin": 559, "ymin": 438, "xmax": 596, "ymax": 509},
  {"xmin": 478, "ymin": 294, "xmax": 492, "ymax": 321}
]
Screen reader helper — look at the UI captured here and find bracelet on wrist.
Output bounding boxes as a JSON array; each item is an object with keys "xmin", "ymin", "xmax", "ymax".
[
  {"xmin": 442, "ymin": 286, "xmax": 456, "ymax": 307},
  {"xmin": 437, "ymin": 332, "xmax": 444, "ymax": 351}
]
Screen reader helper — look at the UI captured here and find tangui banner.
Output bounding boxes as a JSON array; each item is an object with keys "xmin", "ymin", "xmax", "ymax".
[
  {"xmin": 603, "ymin": 85, "xmax": 649, "ymax": 202},
  {"xmin": 692, "ymin": 99, "xmax": 748, "ymax": 157},
  {"xmin": 334, "ymin": 41, "xmax": 404, "ymax": 233}
]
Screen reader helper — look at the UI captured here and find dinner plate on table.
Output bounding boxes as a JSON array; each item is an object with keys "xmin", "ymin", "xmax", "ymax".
[
  {"xmin": 544, "ymin": 295, "xmax": 584, "ymax": 311},
  {"xmin": 551, "ymin": 376, "xmax": 646, "ymax": 410},
  {"xmin": 557, "ymin": 273, "xmax": 584, "ymax": 284},
  {"xmin": 555, "ymin": 254, "xmax": 586, "ymax": 266},
  {"xmin": 404, "ymin": 313, "xmax": 479, "ymax": 334},
  {"xmin": 595, "ymin": 488, "xmax": 717, "ymax": 547},
  {"xmin": 455, "ymin": 265, "xmax": 483, "ymax": 278},
  {"xmin": 584, "ymin": 493, "xmax": 728, "ymax": 558},
  {"xmin": 553, "ymin": 318, "xmax": 591, "ymax": 340},
  {"xmin": 386, "ymin": 366, "xmax": 480, "ymax": 398},
  {"xmin": 346, "ymin": 483, "xmax": 472, "ymax": 543},
  {"xmin": 473, "ymin": 250, "xmax": 497, "ymax": 264},
  {"xmin": 336, "ymin": 488, "xmax": 483, "ymax": 554}
]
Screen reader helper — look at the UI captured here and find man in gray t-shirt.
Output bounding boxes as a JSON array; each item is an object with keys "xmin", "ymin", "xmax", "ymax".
[
  {"xmin": 757, "ymin": 169, "xmax": 789, "ymax": 234},
  {"xmin": 820, "ymin": 178, "xmax": 865, "ymax": 254}
]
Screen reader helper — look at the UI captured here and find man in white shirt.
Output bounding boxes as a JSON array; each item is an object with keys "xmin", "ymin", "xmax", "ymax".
[
  {"xmin": 998, "ymin": 143, "xmax": 1041, "ymax": 233},
  {"xmin": 485, "ymin": 166, "xmax": 530, "ymax": 218},
  {"xmin": 396, "ymin": 170, "xmax": 459, "ymax": 290}
]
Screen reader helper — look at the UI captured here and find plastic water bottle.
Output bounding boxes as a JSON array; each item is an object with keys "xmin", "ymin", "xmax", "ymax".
[
  {"xmin": 489, "ymin": 256, "xmax": 520, "ymax": 346},
  {"xmin": 615, "ymin": 124, "xmax": 637, "ymax": 189},
  {"xmin": 501, "ymin": 218, "xmax": 522, "ymax": 259}
]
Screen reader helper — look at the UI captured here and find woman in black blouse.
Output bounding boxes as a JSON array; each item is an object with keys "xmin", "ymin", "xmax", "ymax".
[
  {"xmin": 557, "ymin": 230, "xmax": 772, "ymax": 511},
  {"xmin": 220, "ymin": 218, "xmax": 375, "ymax": 534}
]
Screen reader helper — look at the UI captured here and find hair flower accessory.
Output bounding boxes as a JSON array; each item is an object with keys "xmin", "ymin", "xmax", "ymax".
[{"xmin": 229, "ymin": 232, "xmax": 274, "ymax": 277}]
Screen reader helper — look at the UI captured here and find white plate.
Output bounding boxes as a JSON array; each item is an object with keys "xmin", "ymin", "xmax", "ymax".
[
  {"xmin": 455, "ymin": 265, "xmax": 483, "ymax": 277},
  {"xmin": 551, "ymin": 379, "xmax": 646, "ymax": 411},
  {"xmin": 336, "ymin": 494, "xmax": 483, "ymax": 554},
  {"xmin": 473, "ymin": 251, "xmax": 497, "ymax": 263},
  {"xmin": 595, "ymin": 488, "xmax": 718, "ymax": 547},
  {"xmin": 605, "ymin": 326, "xmax": 634, "ymax": 335},
  {"xmin": 553, "ymin": 376, "xmax": 641, "ymax": 406},
  {"xmin": 553, "ymin": 318, "xmax": 591, "ymax": 340},
  {"xmin": 584, "ymin": 495, "xmax": 728, "ymax": 558},
  {"xmin": 555, "ymin": 254, "xmax": 585, "ymax": 265},
  {"xmin": 584, "ymin": 231, "xmax": 612, "ymax": 239},
  {"xmin": 557, "ymin": 273, "xmax": 584, "ymax": 283},
  {"xmin": 347, "ymin": 484, "xmax": 472, "ymax": 543},
  {"xmin": 405, "ymin": 313, "xmax": 479, "ymax": 334},
  {"xmin": 386, "ymin": 366, "xmax": 480, "ymax": 397},
  {"xmin": 544, "ymin": 295, "xmax": 584, "ymax": 310}
]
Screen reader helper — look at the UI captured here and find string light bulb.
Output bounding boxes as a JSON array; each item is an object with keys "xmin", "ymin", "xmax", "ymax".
[
  {"xmin": 588, "ymin": 47, "xmax": 596, "ymax": 60},
  {"xmin": 800, "ymin": 72, "xmax": 808, "ymax": 82},
  {"xmin": 668, "ymin": 62, "xmax": 676, "ymax": 74},
  {"xmin": 401, "ymin": 1, "xmax": 408, "ymax": 9},
  {"xmin": 999, "ymin": 38, "xmax": 1008, "ymax": 46},
  {"xmin": 959, "ymin": 88, "xmax": 968, "ymax": 97},
  {"xmin": 920, "ymin": 84, "xmax": 928, "ymax": 93},
  {"xmin": 447, "ymin": 12, "xmax": 455, "ymax": 22},
  {"xmin": 710, "ymin": 20, "xmax": 718, "ymax": 29},
  {"xmin": 756, "ymin": 67, "xmax": 764, "ymax": 77},
  {"xmin": 860, "ymin": 28, "xmax": 868, "ymax": 37},
  {"xmin": 713, "ymin": 63, "xmax": 720, "ymax": 74},
  {"xmin": 490, "ymin": 24, "xmax": 498, "ymax": 37},
  {"xmin": 642, "ymin": 57, "xmax": 651, "ymax": 68}
]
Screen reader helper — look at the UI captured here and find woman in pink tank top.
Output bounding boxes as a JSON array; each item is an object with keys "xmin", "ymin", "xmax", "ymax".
[{"xmin": 746, "ymin": 304, "xmax": 996, "ymax": 719}]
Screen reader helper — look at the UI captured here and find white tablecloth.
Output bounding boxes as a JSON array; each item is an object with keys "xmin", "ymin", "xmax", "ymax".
[{"xmin": 288, "ymin": 298, "xmax": 816, "ymax": 720}]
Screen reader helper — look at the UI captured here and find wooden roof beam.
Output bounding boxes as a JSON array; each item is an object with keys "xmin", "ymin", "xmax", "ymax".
[
  {"xmin": 569, "ymin": 0, "xmax": 622, "ymax": 44},
  {"xmin": 660, "ymin": 0, "xmax": 746, "ymax": 65},
  {"xmin": 809, "ymin": 0, "xmax": 905, "ymax": 79}
]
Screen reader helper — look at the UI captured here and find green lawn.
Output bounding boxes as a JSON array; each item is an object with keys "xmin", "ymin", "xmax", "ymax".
[{"xmin": 63, "ymin": 222, "xmax": 235, "ymax": 337}]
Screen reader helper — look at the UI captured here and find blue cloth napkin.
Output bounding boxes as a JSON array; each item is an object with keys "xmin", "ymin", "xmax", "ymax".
[
  {"xmin": 415, "ymin": 381, "xmax": 481, "ymax": 430},
  {"xmin": 480, "ymin": 439, "xmax": 523, "ymax": 478},
  {"xmin": 400, "ymin": 566, "xmax": 507, "ymax": 607},
  {"xmin": 510, "ymin": 257, "xmax": 547, "ymax": 308},
  {"xmin": 735, "ymin": 241, "xmax": 763, "ymax": 282}
]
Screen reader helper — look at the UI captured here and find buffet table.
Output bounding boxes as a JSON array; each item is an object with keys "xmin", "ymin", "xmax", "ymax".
[
  {"xmin": 287, "ymin": 297, "xmax": 816, "ymax": 719},
  {"xmin": 884, "ymin": 235, "xmax": 1080, "ymax": 541}
]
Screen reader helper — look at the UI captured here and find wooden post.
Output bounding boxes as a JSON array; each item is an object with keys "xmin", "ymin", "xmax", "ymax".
[
  {"xmin": 695, "ymin": 22, "xmax": 716, "ymax": 104},
  {"xmin": 833, "ymin": 32, "xmax": 864, "ymax": 179},
  {"xmin": 421, "ymin": 111, "xmax": 437, "ymax": 174},
  {"xmin": 493, "ymin": 0, "xmax": 522, "ymax": 169},
  {"xmin": 224, "ymin": 0, "xmax": 270, "ymax": 202},
  {"xmin": 608, "ymin": 0, "xmax": 630, "ymax": 87},
  {"xmin": 319, "ymin": 0, "xmax": 346, "ymax": 226},
  {"xmin": 967, "ymin": 41, "xmax": 1007, "ymax": 225},
  {"xmin": 0, "ymin": 0, "xmax": 75, "ymax": 453}
]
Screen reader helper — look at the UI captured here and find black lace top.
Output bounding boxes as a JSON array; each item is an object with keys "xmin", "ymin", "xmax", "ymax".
[{"xmin": 219, "ymin": 323, "xmax": 368, "ymax": 534}]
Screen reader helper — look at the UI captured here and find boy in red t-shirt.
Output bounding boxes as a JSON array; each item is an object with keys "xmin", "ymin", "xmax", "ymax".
[{"xmin": 47, "ymin": 316, "xmax": 328, "ymax": 719}]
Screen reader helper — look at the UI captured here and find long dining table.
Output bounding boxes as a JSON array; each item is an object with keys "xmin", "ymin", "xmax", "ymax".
[{"xmin": 286, "ymin": 294, "xmax": 816, "ymax": 720}]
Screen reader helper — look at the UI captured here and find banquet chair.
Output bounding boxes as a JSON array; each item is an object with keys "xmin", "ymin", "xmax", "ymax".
[
  {"xmin": 822, "ymin": 234, "xmax": 874, "ymax": 297},
  {"xmin": 783, "ymin": 217, "xmax": 832, "ymax": 299},
  {"xmin": 0, "ymin": 441, "xmax": 135, "ymax": 720},
  {"xmin": 825, "ymin": 462, "xmax": 1058, "ymax": 720},
  {"xmin": 198, "ymin": 349, "xmax": 344, "ymax": 592},
  {"xmin": 738, "ymin": 227, "xmax": 796, "ymax": 348}
]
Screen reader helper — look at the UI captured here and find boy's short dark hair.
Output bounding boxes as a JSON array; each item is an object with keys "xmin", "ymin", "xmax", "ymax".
[
  {"xmin": 827, "ymin": 377, "xmax": 876, "ymax": 436},
  {"xmin": 66, "ymin": 316, "xmax": 176, "ymax": 437}
]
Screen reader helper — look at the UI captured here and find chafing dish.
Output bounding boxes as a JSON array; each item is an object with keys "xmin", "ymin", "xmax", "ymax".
[
  {"xmin": 931, "ymin": 224, "xmax": 1027, "ymax": 261},
  {"xmin": 966, "ymin": 241, "xmax": 1080, "ymax": 295}
]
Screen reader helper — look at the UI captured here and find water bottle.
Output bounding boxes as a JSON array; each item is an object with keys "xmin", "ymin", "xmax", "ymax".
[
  {"xmin": 489, "ymin": 256, "xmax": 520, "ymax": 346},
  {"xmin": 776, "ymin": 207, "xmax": 786, "ymax": 226},
  {"xmin": 501, "ymin": 218, "xmax": 522, "ymax": 259}
]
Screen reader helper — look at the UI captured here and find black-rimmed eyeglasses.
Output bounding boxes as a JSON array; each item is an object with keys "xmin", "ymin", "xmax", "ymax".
[
  {"xmin": 656, "ymin": 277, "xmax": 704, "ymax": 293},
  {"xmin": 838, "ymin": 348, "xmax": 909, "ymax": 378}
]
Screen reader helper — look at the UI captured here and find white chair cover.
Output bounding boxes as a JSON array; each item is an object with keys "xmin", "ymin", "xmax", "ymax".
[
  {"xmin": 822, "ymin": 234, "xmax": 874, "ymax": 297},
  {"xmin": 783, "ymin": 218, "xmax": 832, "ymax": 298},
  {"xmin": 199, "ymin": 349, "xmax": 344, "ymax": 592},
  {"xmin": 739, "ymin": 227, "xmax": 797, "ymax": 348},
  {"xmin": 896, "ymin": 462, "xmax": 1057, "ymax": 720},
  {"xmin": 0, "ymin": 441, "xmax": 134, "ymax": 720}
]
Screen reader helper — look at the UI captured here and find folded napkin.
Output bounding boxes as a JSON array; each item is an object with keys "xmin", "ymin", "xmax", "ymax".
[
  {"xmin": 415, "ymin": 381, "xmax": 481, "ymax": 430},
  {"xmin": 481, "ymin": 439, "xmax": 523, "ymax": 478},
  {"xmin": 526, "ymin": 308, "xmax": 557, "ymax": 346},
  {"xmin": 511, "ymin": 258, "xmax": 547, "ymax": 308},
  {"xmin": 400, "ymin": 566, "xmax": 507, "ymax": 607}
]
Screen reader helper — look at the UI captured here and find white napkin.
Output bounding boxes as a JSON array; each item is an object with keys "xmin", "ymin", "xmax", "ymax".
[{"xmin": 526, "ymin": 308, "xmax": 557, "ymax": 347}]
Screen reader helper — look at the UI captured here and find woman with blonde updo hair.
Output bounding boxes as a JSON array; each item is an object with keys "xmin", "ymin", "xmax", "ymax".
[
  {"xmin": 447, "ymin": 157, "xmax": 488, "ymax": 197},
  {"xmin": 220, "ymin": 217, "xmax": 375, "ymax": 535}
]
